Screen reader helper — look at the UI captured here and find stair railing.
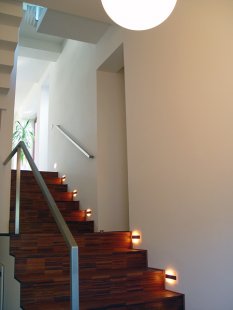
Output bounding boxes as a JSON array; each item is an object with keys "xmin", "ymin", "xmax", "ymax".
[
  {"xmin": 3, "ymin": 141, "xmax": 79, "ymax": 310},
  {"xmin": 55, "ymin": 125, "xmax": 94, "ymax": 159}
]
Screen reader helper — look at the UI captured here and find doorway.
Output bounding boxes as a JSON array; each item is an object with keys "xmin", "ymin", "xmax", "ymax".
[{"xmin": 97, "ymin": 44, "xmax": 129, "ymax": 231}]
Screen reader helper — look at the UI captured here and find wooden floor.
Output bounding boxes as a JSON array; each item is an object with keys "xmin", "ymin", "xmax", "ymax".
[{"xmin": 10, "ymin": 170, "xmax": 184, "ymax": 309}]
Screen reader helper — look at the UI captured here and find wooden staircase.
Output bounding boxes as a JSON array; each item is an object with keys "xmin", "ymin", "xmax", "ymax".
[{"xmin": 10, "ymin": 170, "xmax": 184, "ymax": 309}]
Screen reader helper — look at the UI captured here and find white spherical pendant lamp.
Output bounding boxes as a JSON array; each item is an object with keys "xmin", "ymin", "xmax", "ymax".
[{"xmin": 101, "ymin": 0, "xmax": 177, "ymax": 31}]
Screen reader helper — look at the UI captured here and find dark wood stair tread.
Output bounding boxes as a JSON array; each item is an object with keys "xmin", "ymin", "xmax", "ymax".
[
  {"xmin": 80, "ymin": 290, "xmax": 184, "ymax": 309},
  {"xmin": 11, "ymin": 246, "xmax": 146, "ymax": 258},
  {"xmin": 22, "ymin": 291, "xmax": 183, "ymax": 310},
  {"xmin": 16, "ymin": 272, "xmax": 70, "ymax": 284},
  {"xmin": 22, "ymin": 300, "xmax": 70, "ymax": 310}
]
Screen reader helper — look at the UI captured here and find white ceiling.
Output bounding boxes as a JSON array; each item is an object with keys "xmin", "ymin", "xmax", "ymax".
[{"xmin": 17, "ymin": 0, "xmax": 112, "ymax": 23}]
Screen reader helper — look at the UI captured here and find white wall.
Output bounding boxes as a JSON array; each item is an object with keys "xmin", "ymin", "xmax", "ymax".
[
  {"xmin": 0, "ymin": 237, "xmax": 21, "ymax": 310},
  {"xmin": 48, "ymin": 40, "xmax": 98, "ymax": 226},
  {"xmin": 97, "ymin": 70, "xmax": 129, "ymax": 231},
  {"xmin": 0, "ymin": 49, "xmax": 18, "ymax": 233},
  {"xmin": 96, "ymin": 1, "xmax": 233, "ymax": 309},
  {"xmin": 36, "ymin": 83, "xmax": 49, "ymax": 170}
]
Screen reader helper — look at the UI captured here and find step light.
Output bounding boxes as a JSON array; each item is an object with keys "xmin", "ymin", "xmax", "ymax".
[
  {"xmin": 72, "ymin": 189, "xmax": 78, "ymax": 198},
  {"xmin": 165, "ymin": 268, "xmax": 177, "ymax": 284},
  {"xmin": 61, "ymin": 175, "xmax": 66, "ymax": 183},
  {"xmin": 132, "ymin": 230, "xmax": 141, "ymax": 245},
  {"xmin": 86, "ymin": 209, "xmax": 92, "ymax": 217}
]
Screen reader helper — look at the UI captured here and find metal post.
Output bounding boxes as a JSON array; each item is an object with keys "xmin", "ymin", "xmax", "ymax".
[
  {"xmin": 15, "ymin": 148, "xmax": 21, "ymax": 235},
  {"xmin": 0, "ymin": 263, "xmax": 4, "ymax": 310},
  {"xmin": 71, "ymin": 246, "xmax": 79, "ymax": 310}
]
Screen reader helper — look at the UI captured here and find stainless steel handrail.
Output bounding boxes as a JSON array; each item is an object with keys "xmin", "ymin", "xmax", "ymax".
[
  {"xmin": 55, "ymin": 125, "xmax": 94, "ymax": 159},
  {"xmin": 3, "ymin": 141, "xmax": 79, "ymax": 310},
  {"xmin": 0, "ymin": 263, "xmax": 4, "ymax": 310}
]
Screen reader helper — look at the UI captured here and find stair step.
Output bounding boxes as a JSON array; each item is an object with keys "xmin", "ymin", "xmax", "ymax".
[
  {"xmin": 0, "ymin": 64, "xmax": 11, "ymax": 88},
  {"xmin": 11, "ymin": 183, "xmax": 68, "ymax": 193},
  {"xmin": 17, "ymin": 268, "xmax": 166, "ymax": 306},
  {"xmin": 22, "ymin": 300, "xmax": 70, "ymax": 310},
  {"xmin": 43, "ymin": 177, "xmax": 65, "ymax": 185},
  {"xmin": 20, "ymin": 277, "xmax": 70, "ymax": 306},
  {"xmin": 75, "ymin": 232, "xmax": 132, "ymax": 250},
  {"xmin": 14, "ymin": 257, "xmax": 70, "ymax": 277},
  {"xmin": 11, "ymin": 190, "xmax": 74, "ymax": 201},
  {"xmin": 21, "ymin": 291, "xmax": 184, "ymax": 310},
  {"xmin": 0, "ymin": 40, "xmax": 15, "ymax": 66},
  {"xmin": 11, "ymin": 170, "xmax": 59, "ymax": 178},
  {"xmin": 80, "ymin": 290, "xmax": 184, "ymax": 310},
  {"xmin": 0, "ymin": 23, "xmax": 20, "ymax": 43},
  {"xmin": 0, "ymin": 11, "xmax": 21, "ymax": 24},
  {"xmin": 10, "ymin": 232, "xmax": 132, "ymax": 255},
  {"xmin": 10, "ymin": 209, "xmax": 86, "ymax": 223},
  {"xmin": 0, "ymin": 0, "xmax": 22, "ymax": 19},
  {"xmin": 10, "ymin": 200, "xmax": 80, "ymax": 212},
  {"xmin": 11, "ymin": 238, "xmax": 147, "ymax": 269},
  {"xmin": 79, "ymin": 268, "xmax": 165, "ymax": 298},
  {"xmin": 79, "ymin": 249, "xmax": 147, "ymax": 270},
  {"xmin": 9, "ymin": 220, "xmax": 94, "ymax": 234}
]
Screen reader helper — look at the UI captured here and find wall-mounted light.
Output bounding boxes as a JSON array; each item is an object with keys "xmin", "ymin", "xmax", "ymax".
[
  {"xmin": 53, "ymin": 162, "xmax": 57, "ymax": 170},
  {"xmin": 101, "ymin": 0, "xmax": 177, "ymax": 31},
  {"xmin": 165, "ymin": 268, "xmax": 177, "ymax": 285},
  {"xmin": 132, "ymin": 230, "xmax": 141, "ymax": 245},
  {"xmin": 61, "ymin": 175, "xmax": 66, "ymax": 183},
  {"xmin": 72, "ymin": 189, "xmax": 78, "ymax": 198},
  {"xmin": 86, "ymin": 208, "xmax": 92, "ymax": 217}
]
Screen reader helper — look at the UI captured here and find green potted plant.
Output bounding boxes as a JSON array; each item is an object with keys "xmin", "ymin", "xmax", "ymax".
[{"xmin": 13, "ymin": 120, "xmax": 34, "ymax": 163}]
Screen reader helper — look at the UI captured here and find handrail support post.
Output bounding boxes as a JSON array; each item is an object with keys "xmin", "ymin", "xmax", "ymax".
[
  {"xmin": 71, "ymin": 246, "xmax": 79, "ymax": 310},
  {"xmin": 15, "ymin": 147, "xmax": 21, "ymax": 235}
]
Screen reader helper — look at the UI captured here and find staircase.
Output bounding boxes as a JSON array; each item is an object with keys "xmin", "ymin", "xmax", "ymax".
[
  {"xmin": 10, "ymin": 170, "xmax": 184, "ymax": 309},
  {"xmin": 0, "ymin": 0, "xmax": 22, "ymax": 132},
  {"xmin": 0, "ymin": 0, "xmax": 22, "ymax": 95}
]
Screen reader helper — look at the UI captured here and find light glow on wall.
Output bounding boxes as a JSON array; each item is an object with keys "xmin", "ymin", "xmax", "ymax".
[
  {"xmin": 165, "ymin": 268, "xmax": 177, "ymax": 285},
  {"xmin": 132, "ymin": 230, "xmax": 141, "ymax": 245},
  {"xmin": 86, "ymin": 208, "xmax": 92, "ymax": 217},
  {"xmin": 101, "ymin": 0, "xmax": 177, "ymax": 31},
  {"xmin": 72, "ymin": 189, "xmax": 78, "ymax": 197}
]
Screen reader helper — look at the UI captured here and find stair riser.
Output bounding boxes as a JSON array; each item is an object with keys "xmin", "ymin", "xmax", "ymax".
[
  {"xmin": 10, "ymin": 232, "xmax": 132, "ymax": 250},
  {"xmin": 11, "ymin": 191, "xmax": 73, "ymax": 201},
  {"xmin": 10, "ymin": 235, "xmax": 133, "ymax": 258},
  {"xmin": 10, "ymin": 201, "xmax": 80, "ymax": 212},
  {"xmin": 15, "ymin": 257, "xmax": 70, "ymax": 275},
  {"xmin": 9, "ymin": 221, "xmax": 94, "ymax": 234},
  {"xmin": 11, "ymin": 183, "xmax": 68, "ymax": 192},
  {"xmin": 19, "ymin": 271, "xmax": 165, "ymax": 306},
  {"xmin": 79, "ymin": 251, "xmax": 147, "ymax": 270},
  {"xmin": 11, "ymin": 244, "xmax": 147, "ymax": 270},
  {"xmin": 21, "ymin": 283, "xmax": 70, "ymax": 306},
  {"xmin": 10, "ymin": 210, "xmax": 86, "ymax": 222},
  {"xmin": 80, "ymin": 270, "xmax": 165, "ymax": 300},
  {"xmin": 11, "ymin": 170, "xmax": 59, "ymax": 178}
]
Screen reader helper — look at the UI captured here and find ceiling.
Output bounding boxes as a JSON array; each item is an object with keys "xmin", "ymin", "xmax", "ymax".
[{"xmin": 17, "ymin": 0, "xmax": 112, "ymax": 24}]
